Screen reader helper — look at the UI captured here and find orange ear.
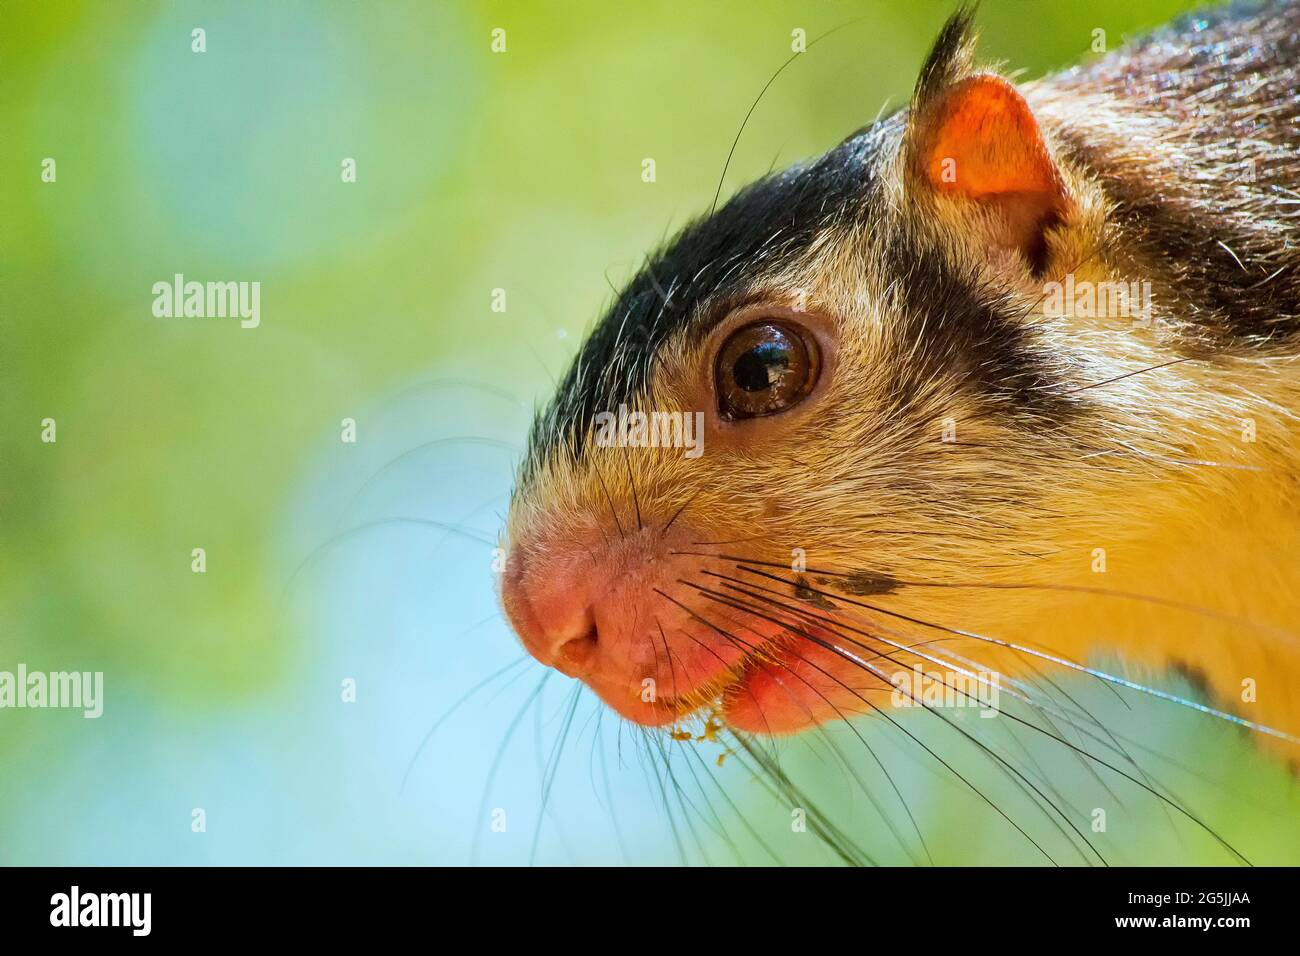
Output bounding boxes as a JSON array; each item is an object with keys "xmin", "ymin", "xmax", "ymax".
[{"xmin": 912, "ymin": 74, "xmax": 1069, "ymax": 264}]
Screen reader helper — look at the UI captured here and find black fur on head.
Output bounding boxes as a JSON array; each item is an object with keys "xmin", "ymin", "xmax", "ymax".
[
  {"xmin": 518, "ymin": 6, "xmax": 1064, "ymax": 487},
  {"xmin": 911, "ymin": 5, "xmax": 977, "ymax": 115},
  {"xmin": 521, "ymin": 119, "xmax": 894, "ymax": 482}
]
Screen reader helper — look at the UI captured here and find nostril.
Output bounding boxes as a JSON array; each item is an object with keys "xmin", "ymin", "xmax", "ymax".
[
  {"xmin": 499, "ymin": 539, "xmax": 601, "ymax": 676},
  {"xmin": 553, "ymin": 621, "xmax": 598, "ymax": 676}
]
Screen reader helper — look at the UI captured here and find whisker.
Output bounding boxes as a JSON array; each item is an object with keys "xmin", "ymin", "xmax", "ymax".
[
  {"xmin": 680, "ymin": 580, "xmax": 1094, "ymax": 865},
  {"xmin": 336, "ymin": 436, "xmax": 518, "ymax": 527},
  {"xmin": 654, "ymin": 731, "xmax": 738, "ymax": 864},
  {"xmin": 680, "ymin": 744, "xmax": 785, "ymax": 865},
  {"xmin": 717, "ymin": 564, "xmax": 1256, "ymax": 831},
  {"xmin": 622, "ymin": 446, "xmax": 643, "ymax": 532},
  {"xmin": 699, "ymin": 568, "xmax": 1253, "ymax": 863},
  {"xmin": 286, "ymin": 516, "xmax": 496, "ymax": 594},
  {"xmin": 661, "ymin": 489, "xmax": 702, "ymax": 536},
  {"xmin": 590, "ymin": 454, "xmax": 626, "ymax": 539},
  {"xmin": 400, "ymin": 655, "xmax": 532, "ymax": 792},
  {"xmin": 529, "ymin": 684, "xmax": 585, "ymax": 865},
  {"xmin": 638, "ymin": 728, "xmax": 694, "ymax": 864},
  {"xmin": 726, "ymin": 730, "xmax": 879, "ymax": 866},
  {"xmin": 664, "ymin": 595, "xmax": 904, "ymax": 852},
  {"xmin": 472, "ymin": 673, "xmax": 552, "ymax": 865},
  {"xmin": 674, "ymin": 549, "xmax": 1299, "ymax": 643},
  {"xmin": 1060, "ymin": 358, "xmax": 1192, "ymax": 395},
  {"xmin": 661, "ymin": 584, "xmax": 1069, "ymax": 864},
  {"xmin": 594, "ymin": 713, "xmax": 633, "ymax": 865},
  {"xmin": 709, "ymin": 16, "xmax": 869, "ymax": 215},
  {"xmin": 726, "ymin": 561, "xmax": 1300, "ymax": 743}
]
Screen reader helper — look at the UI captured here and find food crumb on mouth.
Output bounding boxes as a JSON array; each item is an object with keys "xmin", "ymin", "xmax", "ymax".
[
  {"xmin": 668, "ymin": 713, "xmax": 730, "ymax": 762},
  {"xmin": 698, "ymin": 716, "xmax": 722, "ymax": 742}
]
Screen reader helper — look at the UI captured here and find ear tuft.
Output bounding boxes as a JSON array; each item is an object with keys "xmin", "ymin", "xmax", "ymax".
[{"xmin": 912, "ymin": 7, "xmax": 979, "ymax": 116}]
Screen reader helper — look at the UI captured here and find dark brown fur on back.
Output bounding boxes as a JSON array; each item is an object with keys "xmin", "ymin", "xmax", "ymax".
[{"xmin": 1047, "ymin": 0, "xmax": 1300, "ymax": 349}]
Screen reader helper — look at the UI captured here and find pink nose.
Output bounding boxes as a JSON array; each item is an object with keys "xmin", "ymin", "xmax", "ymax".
[
  {"xmin": 500, "ymin": 545, "xmax": 600, "ymax": 677},
  {"xmin": 498, "ymin": 521, "xmax": 751, "ymax": 726}
]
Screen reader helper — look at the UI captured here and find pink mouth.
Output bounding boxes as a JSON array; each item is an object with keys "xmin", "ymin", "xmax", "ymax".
[{"xmin": 715, "ymin": 626, "xmax": 887, "ymax": 734}]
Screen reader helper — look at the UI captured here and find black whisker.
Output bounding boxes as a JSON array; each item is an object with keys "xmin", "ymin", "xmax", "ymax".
[
  {"xmin": 661, "ymin": 489, "xmax": 702, "ymax": 536},
  {"xmin": 622, "ymin": 446, "xmax": 643, "ymax": 532},
  {"xmin": 661, "ymin": 583, "xmax": 1062, "ymax": 864},
  {"xmin": 680, "ymin": 579, "xmax": 1087, "ymax": 865},
  {"xmin": 590, "ymin": 454, "xmax": 626, "ymax": 539},
  {"xmin": 712, "ymin": 566, "xmax": 1253, "ymax": 863}
]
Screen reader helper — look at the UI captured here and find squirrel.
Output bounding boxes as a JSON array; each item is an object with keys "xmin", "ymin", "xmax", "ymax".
[{"xmin": 499, "ymin": 2, "xmax": 1300, "ymax": 775}]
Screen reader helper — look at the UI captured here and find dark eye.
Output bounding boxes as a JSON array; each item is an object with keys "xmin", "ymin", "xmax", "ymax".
[{"xmin": 715, "ymin": 321, "xmax": 820, "ymax": 420}]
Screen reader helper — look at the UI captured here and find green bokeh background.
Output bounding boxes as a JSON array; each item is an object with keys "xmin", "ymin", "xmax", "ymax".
[{"xmin": 3, "ymin": 0, "xmax": 1297, "ymax": 865}]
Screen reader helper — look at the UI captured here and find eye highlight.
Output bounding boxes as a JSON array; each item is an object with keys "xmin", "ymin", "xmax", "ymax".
[{"xmin": 715, "ymin": 320, "xmax": 820, "ymax": 420}]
